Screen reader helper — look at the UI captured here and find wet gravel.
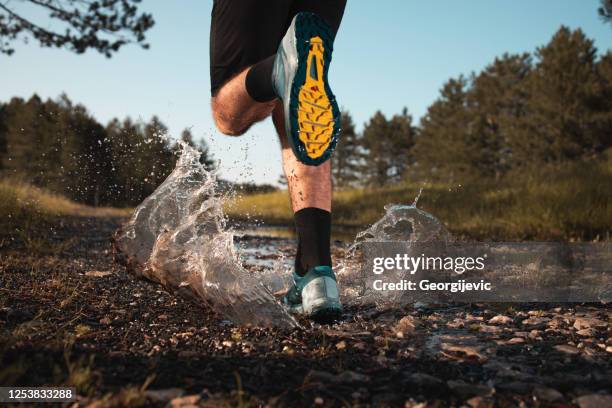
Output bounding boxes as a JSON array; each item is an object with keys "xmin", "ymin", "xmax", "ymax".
[{"xmin": 0, "ymin": 216, "xmax": 611, "ymax": 407}]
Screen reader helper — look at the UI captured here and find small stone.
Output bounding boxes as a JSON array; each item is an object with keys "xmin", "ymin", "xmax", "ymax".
[
  {"xmin": 335, "ymin": 340, "xmax": 347, "ymax": 350},
  {"xmin": 478, "ymin": 324, "xmax": 502, "ymax": 334},
  {"xmin": 168, "ymin": 394, "xmax": 200, "ymax": 408},
  {"xmin": 440, "ymin": 344, "xmax": 487, "ymax": 362},
  {"xmin": 404, "ymin": 400, "xmax": 427, "ymax": 408},
  {"xmin": 406, "ymin": 373, "xmax": 444, "ymax": 389},
  {"xmin": 576, "ymin": 328, "xmax": 597, "ymax": 337},
  {"xmin": 534, "ymin": 386, "xmax": 563, "ymax": 402},
  {"xmin": 488, "ymin": 315, "xmax": 512, "ymax": 325},
  {"xmin": 528, "ymin": 330, "xmax": 542, "ymax": 340},
  {"xmin": 521, "ymin": 317, "xmax": 550, "ymax": 328},
  {"xmin": 554, "ymin": 344, "xmax": 580, "ymax": 354},
  {"xmin": 496, "ymin": 382, "xmax": 532, "ymax": 394},
  {"xmin": 574, "ymin": 394, "xmax": 612, "ymax": 408},
  {"xmin": 447, "ymin": 380, "xmax": 493, "ymax": 399},
  {"xmin": 314, "ymin": 397, "xmax": 324, "ymax": 405},
  {"xmin": 158, "ymin": 314, "xmax": 168, "ymax": 320},
  {"xmin": 85, "ymin": 270, "xmax": 112, "ymax": 277},
  {"xmin": 466, "ymin": 396, "xmax": 493, "ymax": 408},
  {"xmin": 99, "ymin": 317, "xmax": 111, "ymax": 325},
  {"xmin": 395, "ymin": 316, "xmax": 420, "ymax": 336},
  {"xmin": 335, "ymin": 371, "xmax": 370, "ymax": 383},
  {"xmin": 144, "ymin": 388, "xmax": 184, "ymax": 402},
  {"xmin": 573, "ymin": 317, "xmax": 606, "ymax": 331},
  {"xmin": 308, "ymin": 369, "xmax": 369, "ymax": 384},
  {"xmin": 506, "ymin": 337, "xmax": 525, "ymax": 344},
  {"xmin": 606, "ymin": 346, "xmax": 612, "ymax": 353}
]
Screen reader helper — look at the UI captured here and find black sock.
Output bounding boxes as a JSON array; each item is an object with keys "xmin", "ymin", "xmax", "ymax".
[
  {"xmin": 245, "ymin": 55, "xmax": 277, "ymax": 102},
  {"xmin": 294, "ymin": 208, "xmax": 332, "ymax": 276}
]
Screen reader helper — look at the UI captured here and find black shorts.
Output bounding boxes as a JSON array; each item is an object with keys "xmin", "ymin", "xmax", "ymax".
[{"xmin": 210, "ymin": 0, "xmax": 346, "ymax": 96}]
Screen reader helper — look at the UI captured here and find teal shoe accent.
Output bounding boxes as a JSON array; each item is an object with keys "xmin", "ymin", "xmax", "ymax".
[
  {"xmin": 271, "ymin": 12, "xmax": 341, "ymax": 166},
  {"xmin": 282, "ymin": 266, "xmax": 342, "ymax": 323}
]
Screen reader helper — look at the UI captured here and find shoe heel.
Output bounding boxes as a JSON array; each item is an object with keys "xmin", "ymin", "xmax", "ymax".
[{"xmin": 302, "ymin": 276, "xmax": 342, "ymax": 322}]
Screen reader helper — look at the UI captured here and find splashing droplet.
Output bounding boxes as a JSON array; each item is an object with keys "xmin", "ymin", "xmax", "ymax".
[{"xmin": 114, "ymin": 142, "xmax": 297, "ymax": 328}]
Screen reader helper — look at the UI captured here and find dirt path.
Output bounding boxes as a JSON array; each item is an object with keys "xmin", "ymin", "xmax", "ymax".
[{"xmin": 1, "ymin": 216, "xmax": 610, "ymax": 407}]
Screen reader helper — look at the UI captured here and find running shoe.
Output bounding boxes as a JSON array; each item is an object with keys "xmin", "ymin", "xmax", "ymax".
[
  {"xmin": 272, "ymin": 12, "xmax": 341, "ymax": 166},
  {"xmin": 282, "ymin": 266, "xmax": 342, "ymax": 323}
]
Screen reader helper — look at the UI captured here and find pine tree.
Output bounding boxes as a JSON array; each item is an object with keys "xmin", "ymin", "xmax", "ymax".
[
  {"xmin": 362, "ymin": 108, "xmax": 416, "ymax": 185},
  {"xmin": 468, "ymin": 53, "xmax": 532, "ymax": 178},
  {"xmin": 512, "ymin": 27, "xmax": 607, "ymax": 165},
  {"xmin": 332, "ymin": 111, "xmax": 363, "ymax": 188},
  {"xmin": 413, "ymin": 77, "xmax": 475, "ymax": 181}
]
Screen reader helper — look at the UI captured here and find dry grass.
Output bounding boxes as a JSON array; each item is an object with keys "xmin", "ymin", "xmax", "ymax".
[
  {"xmin": 225, "ymin": 156, "xmax": 611, "ymax": 241},
  {"xmin": 0, "ymin": 179, "xmax": 131, "ymax": 219},
  {"xmin": 0, "ymin": 179, "xmax": 131, "ymax": 250}
]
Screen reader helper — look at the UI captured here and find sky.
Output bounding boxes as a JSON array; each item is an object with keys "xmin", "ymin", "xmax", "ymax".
[{"xmin": 1, "ymin": 0, "xmax": 611, "ymax": 184}]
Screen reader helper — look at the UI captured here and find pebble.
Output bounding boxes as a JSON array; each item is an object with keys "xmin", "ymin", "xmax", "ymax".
[
  {"xmin": 573, "ymin": 317, "xmax": 606, "ymax": 331},
  {"xmin": 521, "ymin": 317, "xmax": 550, "ymax": 328},
  {"xmin": 406, "ymin": 373, "xmax": 444, "ymax": 389},
  {"xmin": 466, "ymin": 396, "xmax": 493, "ymax": 408},
  {"xmin": 488, "ymin": 315, "xmax": 512, "ymax": 325},
  {"xmin": 534, "ymin": 386, "xmax": 563, "ymax": 402},
  {"xmin": 168, "ymin": 394, "xmax": 200, "ymax": 408},
  {"xmin": 573, "ymin": 394, "xmax": 612, "ymax": 408},
  {"xmin": 144, "ymin": 388, "xmax": 184, "ymax": 402},
  {"xmin": 447, "ymin": 380, "xmax": 493, "ymax": 399},
  {"xmin": 395, "ymin": 315, "xmax": 420, "ymax": 336},
  {"xmin": 85, "ymin": 270, "xmax": 112, "ymax": 277},
  {"xmin": 478, "ymin": 324, "xmax": 502, "ymax": 334},
  {"xmin": 554, "ymin": 344, "xmax": 580, "ymax": 354},
  {"xmin": 576, "ymin": 328, "xmax": 597, "ymax": 337}
]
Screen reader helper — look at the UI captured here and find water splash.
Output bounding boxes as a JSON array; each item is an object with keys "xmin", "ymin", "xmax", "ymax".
[
  {"xmin": 114, "ymin": 143, "xmax": 297, "ymax": 328},
  {"xmin": 336, "ymin": 200, "xmax": 452, "ymax": 305},
  {"xmin": 355, "ymin": 202, "xmax": 451, "ymax": 244}
]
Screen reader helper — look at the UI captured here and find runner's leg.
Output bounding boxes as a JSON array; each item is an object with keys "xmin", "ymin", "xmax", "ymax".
[
  {"xmin": 273, "ymin": 103, "xmax": 332, "ymax": 275},
  {"xmin": 209, "ymin": 0, "xmax": 290, "ymax": 135},
  {"xmin": 276, "ymin": 0, "xmax": 345, "ymax": 273}
]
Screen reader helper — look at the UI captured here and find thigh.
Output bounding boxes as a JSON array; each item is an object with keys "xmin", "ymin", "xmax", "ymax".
[
  {"xmin": 210, "ymin": 0, "xmax": 292, "ymax": 95},
  {"xmin": 289, "ymin": 0, "xmax": 347, "ymax": 38}
]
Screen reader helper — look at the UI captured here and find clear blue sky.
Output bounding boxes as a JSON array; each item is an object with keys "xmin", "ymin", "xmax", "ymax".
[{"xmin": 2, "ymin": 0, "xmax": 611, "ymax": 184}]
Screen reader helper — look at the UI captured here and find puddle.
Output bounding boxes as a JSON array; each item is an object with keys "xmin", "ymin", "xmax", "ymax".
[{"xmin": 115, "ymin": 144, "xmax": 450, "ymax": 327}]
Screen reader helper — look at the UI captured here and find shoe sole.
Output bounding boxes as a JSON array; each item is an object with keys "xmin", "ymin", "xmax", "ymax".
[
  {"xmin": 289, "ymin": 13, "xmax": 341, "ymax": 166},
  {"xmin": 310, "ymin": 304, "xmax": 342, "ymax": 323}
]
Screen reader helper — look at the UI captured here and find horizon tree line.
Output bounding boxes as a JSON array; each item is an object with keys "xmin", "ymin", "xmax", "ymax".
[{"xmin": 0, "ymin": 26, "xmax": 610, "ymax": 206}]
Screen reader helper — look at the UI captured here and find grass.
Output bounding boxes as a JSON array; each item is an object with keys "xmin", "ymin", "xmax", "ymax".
[
  {"xmin": 226, "ymin": 157, "xmax": 611, "ymax": 241},
  {"xmin": 0, "ymin": 179, "xmax": 131, "ymax": 219},
  {"xmin": 0, "ymin": 179, "xmax": 131, "ymax": 241}
]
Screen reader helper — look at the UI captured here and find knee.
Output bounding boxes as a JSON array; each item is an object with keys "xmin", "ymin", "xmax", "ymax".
[{"xmin": 212, "ymin": 110, "xmax": 249, "ymax": 136}]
